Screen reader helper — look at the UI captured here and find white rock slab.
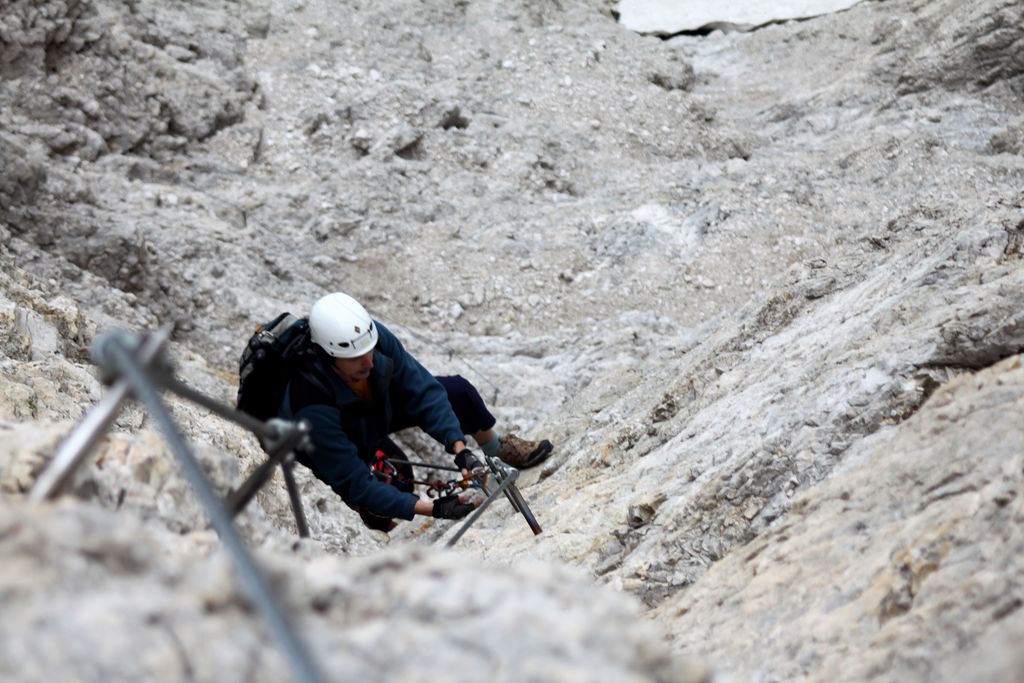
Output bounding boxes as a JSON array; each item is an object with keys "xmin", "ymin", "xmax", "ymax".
[{"xmin": 617, "ymin": 0, "xmax": 864, "ymax": 34}]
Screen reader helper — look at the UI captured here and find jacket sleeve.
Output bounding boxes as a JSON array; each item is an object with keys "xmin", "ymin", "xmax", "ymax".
[
  {"xmin": 375, "ymin": 321, "xmax": 466, "ymax": 453},
  {"xmin": 294, "ymin": 402, "xmax": 419, "ymax": 520}
]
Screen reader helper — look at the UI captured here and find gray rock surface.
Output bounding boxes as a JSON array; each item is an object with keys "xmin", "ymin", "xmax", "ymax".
[
  {"xmin": 0, "ymin": 501, "xmax": 699, "ymax": 683},
  {"xmin": 1, "ymin": 0, "xmax": 1023, "ymax": 681},
  {"xmin": 654, "ymin": 354, "xmax": 1024, "ymax": 681}
]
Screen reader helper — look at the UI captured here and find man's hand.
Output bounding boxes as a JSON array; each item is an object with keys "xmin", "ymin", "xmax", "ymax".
[
  {"xmin": 454, "ymin": 449, "xmax": 483, "ymax": 476},
  {"xmin": 432, "ymin": 493, "xmax": 477, "ymax": 520}
]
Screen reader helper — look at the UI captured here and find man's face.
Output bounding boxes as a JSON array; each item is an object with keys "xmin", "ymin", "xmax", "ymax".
[{"xmin": 333, "ymin": 350, "xmax": 374, "ymax": 382}]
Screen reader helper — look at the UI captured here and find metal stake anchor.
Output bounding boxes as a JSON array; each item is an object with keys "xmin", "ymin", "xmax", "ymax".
[
  {"xmin": 445, "ymin": 455, "xmax": 542, "ymax": 547},
  {"xmin": 29, "ymin": 329, "xmax": 326, "ymax": 683}
]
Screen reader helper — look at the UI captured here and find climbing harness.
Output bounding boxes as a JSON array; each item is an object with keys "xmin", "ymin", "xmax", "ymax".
[{"xmin": 28, "ymin": 328, "xmax": 326, "ymax": 683}]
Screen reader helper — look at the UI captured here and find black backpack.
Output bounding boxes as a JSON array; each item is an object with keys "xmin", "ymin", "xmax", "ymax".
[{"xmin": 236, "ymin": 312, "xmax": 320, "ymax": 421}]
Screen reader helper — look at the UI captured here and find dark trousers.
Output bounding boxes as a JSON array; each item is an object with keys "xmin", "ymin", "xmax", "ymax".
[
  {"xmin": 386, "ymin": 374, "xmax": 496, "ymax": 436},
  {"xmin": 434, "ymin": 374, "xmax": 497, "ymax": 435}
]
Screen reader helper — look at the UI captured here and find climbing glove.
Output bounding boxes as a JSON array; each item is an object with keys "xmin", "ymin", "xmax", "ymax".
[
  {"xmin": 454, "ymin": 449, "xmax": 483, "ymax": 473},
  {"xmin": 432, "ymin": 494, "xmax": 476, "ymax": 520}
]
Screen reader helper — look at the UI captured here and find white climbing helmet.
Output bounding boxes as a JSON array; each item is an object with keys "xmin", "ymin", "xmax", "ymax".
[{"xmin": 308, "ymin": 292, "xmax": 379, "ymax": 358}]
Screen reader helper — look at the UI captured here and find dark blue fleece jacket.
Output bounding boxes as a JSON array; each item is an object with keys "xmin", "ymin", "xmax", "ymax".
[{"xmin": 279, "ymin": 320, "xmax": 465, "ymax": 520}]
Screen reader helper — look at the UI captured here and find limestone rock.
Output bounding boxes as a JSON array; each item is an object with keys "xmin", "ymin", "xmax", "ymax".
[
  {"xmin": 0, "ymin": 500, "xmax": 704, "ymax": 683},
  {"xmin": 653, "ymin": 355, "xmax": 1024, "ymax": 681},
  {"xmin": 1, "ymin": 0, "xmax": 1023, "ymax": 680},
  {"xmin": 879, "ymin": 0, "xmax": 1024, "ymax": 95}
]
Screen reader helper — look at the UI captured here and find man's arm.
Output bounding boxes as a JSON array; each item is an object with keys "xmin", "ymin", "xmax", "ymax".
[
  {"xmin": 297, "ymin": 403, "xmax": 419, "ymax": 519},
  {"xmin": 374, "ymin": 321, "xmax": 467, "ymax": 453}
]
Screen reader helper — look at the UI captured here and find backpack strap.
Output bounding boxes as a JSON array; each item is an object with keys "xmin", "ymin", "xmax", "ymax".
[{"xmin": 287, "ymin": 357, "xmax": 337, "ymax": 411}]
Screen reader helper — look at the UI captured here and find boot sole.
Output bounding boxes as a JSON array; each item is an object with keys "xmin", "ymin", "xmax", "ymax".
[{"xmin": 521, "ymin": 440, "xmax": 553, "ymax": 469}]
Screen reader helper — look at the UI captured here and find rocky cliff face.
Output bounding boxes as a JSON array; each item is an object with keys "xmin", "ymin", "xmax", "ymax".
[{"xmin": 1, "ymin": 0, "xmax": 1022, "ymax": 681}]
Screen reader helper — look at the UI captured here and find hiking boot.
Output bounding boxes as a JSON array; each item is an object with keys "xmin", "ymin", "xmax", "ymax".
[{"xmin": 497, "ymin": 433, "xmax": 553, "ymax": 469}]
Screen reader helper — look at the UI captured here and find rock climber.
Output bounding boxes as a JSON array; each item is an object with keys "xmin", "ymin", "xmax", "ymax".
[{"xmin": 278, "ymin": 291, "xmax": 553, "ymax": 531}]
